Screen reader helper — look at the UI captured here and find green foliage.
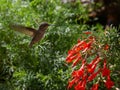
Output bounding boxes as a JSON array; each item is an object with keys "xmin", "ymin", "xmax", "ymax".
[{"xmin": 0, "ymin": 0, "xmax": 119, "ymax": 90}]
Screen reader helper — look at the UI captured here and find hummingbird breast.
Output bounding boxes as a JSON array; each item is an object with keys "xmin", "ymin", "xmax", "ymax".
[{"xmin": 29, "ymin": 30, "xmax": 45, "ymax": 47}]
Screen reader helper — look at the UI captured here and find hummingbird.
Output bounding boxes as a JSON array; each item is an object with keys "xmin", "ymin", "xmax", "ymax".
[{"xmin": 10, "ymin": 22, "xmax": 50, "ymax": 47}]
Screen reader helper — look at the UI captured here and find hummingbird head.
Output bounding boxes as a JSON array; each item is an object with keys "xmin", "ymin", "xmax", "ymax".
[{"xmin": 39, "ymin": 22, "xmax": 50, "ymax": 31}]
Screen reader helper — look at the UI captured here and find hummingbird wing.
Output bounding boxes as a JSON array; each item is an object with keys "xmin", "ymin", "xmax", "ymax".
[{"xmin": 10, "ymin": 24, "xmax": 37, "ymax": 37}]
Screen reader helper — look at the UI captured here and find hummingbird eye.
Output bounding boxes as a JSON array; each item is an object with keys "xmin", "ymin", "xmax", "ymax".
[{"xmin": 38, "ymin": 22, "xmax": 49, "ymax": 31}]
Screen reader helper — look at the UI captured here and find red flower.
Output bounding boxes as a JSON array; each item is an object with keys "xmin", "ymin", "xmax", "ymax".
[
  {"xmin": 104, "ymin": 44, "xmax": 109, "ymax": 50},
  {"xmin": 90, "ymin": 84, "xmax": 99, "ymax": 90},
  {"xmin": 82, "ymin": 41, "xmax": 93, "ymax": 52},
  {"xmin": 66, "ymin": 54, "xmax": 77, "ymax": 63},
  {"xmin": 67, "ymin": 78, "xmax": 76, "ymax": 89},
  {"xmin": 102, "ymin": 60, "xmax": 110, "ymax": 77},
  {"xmin": 87, "ymin": 56, "xmax": 100, "ymax": 73},
  {"xmin": 89, "ymin": 36, "xmax": 95, "ymax": 40},
  {"xmin": 77, "ymin": 39, "xmax": 81, "ymax": 43},
  {"xmin": 71, "ymin": 40, "xmax": 87, "ymax": 52},
  {"xmin": 103, "ymin": 59, "xmax": 107, "ymax": 67},
  {"xmin": 75, "ymin": 83, "xmax": 85, "ymax": 90},
  {"xmin": 72, "ymin": 54, "xmax": 82, "ymax": 67},
  {"xmin": 72, "ymin": 70, "xmax": 84, "ymax": 78},
  {"xmin": 102, "ymin": 67, "xmax": 110, "ymax": 77},
  {"xmin": 83, "ymin": 31, "xmax": 91, "ymax": 34},
  {"xmin": 66, "ymin": 49, "xmax": 80, "ymax": 63},
  {"xmin": 105, "ymin": 76, "xmax": 114, "ymax": 89},
  {"xmin": 82, "ymin": 75, "xmax": 88, "ymax": 80},
  {"xmin": 76, "ymin": 40, "xmax": 86, "ymax": 48},
  {"xmin": 88, "ymin": 69, "xmax": 101, "ymax": 82},
  {"xmin": 82, "ymin": 79, "xmax": 87, "ymax": 87},
  {"xmin": 72, "ymin": 64, "xmax": 84, "ymax": 78},
  {"xmin": 75, "ymin": 80, "xmax": 86, "ymax": 90},
  {"xmin": 88, "ymin": 63, "xmax": 97, "ymax": 74}
]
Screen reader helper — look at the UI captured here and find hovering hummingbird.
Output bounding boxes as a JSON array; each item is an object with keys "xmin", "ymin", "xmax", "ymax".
[{"xmin": 10, "ymin": 22, "xmax": 50, "ymax": 47}]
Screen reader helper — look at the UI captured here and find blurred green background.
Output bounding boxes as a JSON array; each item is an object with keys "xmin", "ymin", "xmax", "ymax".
[{"xmin": 0, "ymin": 0, "xmax": 119, "ymax": 90}]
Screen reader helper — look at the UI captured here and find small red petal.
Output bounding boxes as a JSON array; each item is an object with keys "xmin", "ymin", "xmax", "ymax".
[
  {"xmin": 66, "ymin": 54, "xmax": 78, "ymax": 63},
  {"xmin": 75, "ymin": 81, "xmax": 85, "ymax": 90},
  {"xmin": 82, "ymin": 41, "xmax": 93, "ymax": 52},
  {"xmin": 88, "ymin": 73, "xmax": 97, "ymax": 82},
  {"xmin": 67, "ymin": 78, "xmax": 76, "ymax": 89},
  {"xmin": 82, "ymin": 79, "xmax": 87, "ymax": 87},
  {"xmin": 72, "ymin": 55, "xmax": 81, "ymax": 67},
  {"xmin": 88, "ymin": 63, "xmax": 97, "ymax": 74},
  {"xmin": 82, "ymin": 47, "xmax": 88, "ymax": 53},
  {"xmin": 103, "ymin": 59, "xmax": 107, "ymax": 68},
  {"xmin": 75, "ymin": 85, "xmax": 85, "ymax": 90},
  {"xmin": 68, "ymin": 50, "xmax": 73, "ymax": 54},
  {"xmin": 90, "ymin": 84, "xmax": 99, "ymax": 90},
  {"xmin": 89, "ymin": 36, "xmax": 95, "ymax": 40},
  {"xmin": 88, "ymin": 69, "xmax": 101, "ymax": 82},
  {"xmin": 76, "ymin": 40, "xmax": 86, "ymax": 48},
  {"xmin": 87, "ymin": 55, "xmax": 100, "ymax": 69},
  {"xmin": 104, "ymin": 44, "xmax": 109, "ymax": 50},
  {"xmin": 72, "ymin": 69, "xmax": 84, "ymax": 78},
  {"xmin": 82, "ymin": 75, "xmax": 88, "ymax": 80},
  {"xmin": 83, "ymin": 31, "xmax": 92, "ymax": 34},
  {"xmin": 72, "ymin": 64, "xmax": 85, "ymax": 78},
  {"xmin": 78, "ymin": 39, "xmax": 81, "ymax": 43},
  {"xmin": 105, "ymin": 76, "xmax": 114, "ymax": 89},
  {"xmin": 102, "ymin": 67, "xmax": 110, "ymax": 77}
]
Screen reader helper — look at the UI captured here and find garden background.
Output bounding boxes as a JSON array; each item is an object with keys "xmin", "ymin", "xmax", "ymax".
[{"xmin": 0, "ymin": 0, "xmax": 120, "ymax": 90}]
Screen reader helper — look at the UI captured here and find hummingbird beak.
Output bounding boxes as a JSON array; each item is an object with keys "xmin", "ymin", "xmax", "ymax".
[
  {"xmin": 49, "ymin": 24, "xmax": 66, "ymax": 26},
  {"xmin": 49, "ymin": 24, "xmax": 56, "ymax": 26}
]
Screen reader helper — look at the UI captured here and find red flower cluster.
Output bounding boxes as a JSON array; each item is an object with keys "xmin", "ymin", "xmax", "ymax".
[
  {"xmin": 66, "ymin": 33, "xmax": 114, "ymax": 90},
  {"xmin": 102, "ymin": 60, "xmax": 114, "ymax": 89}
]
